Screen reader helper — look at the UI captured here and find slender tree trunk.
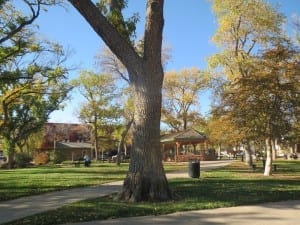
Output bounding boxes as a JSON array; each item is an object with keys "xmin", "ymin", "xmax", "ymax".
[
  {"xmin": 3, "ymin": 137, "xmax": 15, "ymax": 169},
  {"xmin": 271, "ymin": 139, "xmax": 276, "ymax": 160},
  {"xmin": 218, "ymin": 144, "xmax": 221, "ymax": 159},
  {"xmin": 94, "ymin": 116, "xmax": 98, "ymax": 161},
  {"xmin": 116, "ymin": 118, "xmax": 133, "ymax": 166},
  {"xmin": 264, "ymin": 137, "xmax": 273, "ymax": 176},
  {"xmin": 119, "ymin": 76, "xmax": 171, "ymax": 202},
  {"xmin": 244, "ymin": 141, "xmax": 253, "ymax": 166}
]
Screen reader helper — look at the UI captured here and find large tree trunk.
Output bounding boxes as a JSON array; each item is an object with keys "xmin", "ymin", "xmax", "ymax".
[
  {"xmin": 264, "ymin": 137, "xmax": 273, "ymax": 176},
  {"xmin": 119, "ymin": 74, "xmax": 172, "ymax": 202},
  {"xmin": 69, "ymin": 0, "xmax": 170, "ymax": 202}
]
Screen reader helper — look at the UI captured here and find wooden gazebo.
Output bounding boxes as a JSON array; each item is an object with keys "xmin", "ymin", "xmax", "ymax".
[{"xmin": 160, "ymin": 128, "xmax": 216, "ymax": 162}]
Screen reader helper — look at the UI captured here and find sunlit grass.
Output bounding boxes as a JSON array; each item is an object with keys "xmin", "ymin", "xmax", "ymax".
[
  {"xmin": 4, "ymin": 160, "xmax": 300, "ymax": 225},
  {"xmin": 0, "ymin": 162, "xmax": 187, "ymax": 201},
  {"xmin": 0, "ymin": 163, "xmax": 129, "ymax": 201}
]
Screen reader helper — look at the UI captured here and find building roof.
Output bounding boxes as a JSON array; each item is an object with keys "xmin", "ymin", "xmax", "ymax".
[
  {"xmin": 56, "ymin": 141, "xmax": 91, "ymax": 149},
  {"xmin": 160, "ymin": 128, "xmax": 207, "ymax": 144}
]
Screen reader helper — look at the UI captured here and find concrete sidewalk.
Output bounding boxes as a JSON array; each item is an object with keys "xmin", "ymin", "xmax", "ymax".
[
  {"xmin": 0, "ymin": 181, "xmax": 122, "ymax": 224},
  {"xmin": 63, "ymin": 200, "xmax": 300, "ymax": 225}
]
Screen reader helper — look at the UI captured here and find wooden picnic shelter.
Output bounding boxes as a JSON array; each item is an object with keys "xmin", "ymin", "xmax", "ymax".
[{"xmin": 160, "ymin": 128, "xmax": 216, "ymax": 162}]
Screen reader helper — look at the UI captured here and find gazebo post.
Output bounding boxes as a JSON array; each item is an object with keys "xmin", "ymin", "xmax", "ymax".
[
  {"xmin": 193, "ymin": 144, "xmax": 196, "ymax": 154},
  {"xmin": 175, "ymin": 142, "xmax": 180, "ymax": 162},
  {"xmin": 162, "ymin": 143, "xmax": 165, "ymax": 161}
]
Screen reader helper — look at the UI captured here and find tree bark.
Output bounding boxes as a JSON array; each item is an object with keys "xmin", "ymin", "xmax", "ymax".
[
  {"xmin": 264, "ymin": 137, "xmax": 273, "ymax": 176},
  {"xmin": 3, "ymin": 137, "xmax": 15, "ymax": 169},
  {"xmin": 244, "ymin": 141, "xmax": 253, "ymax": 166},
  {"xmin": 271, "ymin": 139, "xmax": 276, "ymax": 160},
  {"xmin": 119, "ymin": 78, "xmax": 171, "ymax": 201}
]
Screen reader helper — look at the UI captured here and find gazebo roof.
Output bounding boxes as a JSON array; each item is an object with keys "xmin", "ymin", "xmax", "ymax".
[{"xmin": 160, "ymin": 128, "xmax": 207, "ymax": 144}]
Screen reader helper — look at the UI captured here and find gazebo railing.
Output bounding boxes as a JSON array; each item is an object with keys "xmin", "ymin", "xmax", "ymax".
[{"xmin": 177, "ymin": 154, "xmax": 201, "ymax": 162}]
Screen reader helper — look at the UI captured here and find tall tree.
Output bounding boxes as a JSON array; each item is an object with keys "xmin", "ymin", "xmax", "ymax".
[
  {"xmin": 162, "ymin": 68, "xmax": 208, "ymax": 131},
  {"xmin": 0, "ymin": 0, "xmax": 70, "ymax": 168},
  {"xmin": 71, "ymin": 71, "xmax": 120, "ymax": 160},
  {"xmin": 68, "ymin": 0, "xmax": 171, "ymax": 201},
  {"xmin": 209, "ymin": 0, "xmax": 286, "ymax": 168}
]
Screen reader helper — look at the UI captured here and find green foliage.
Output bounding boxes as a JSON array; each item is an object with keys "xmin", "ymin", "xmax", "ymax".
[
  {"xmin": 71, "ymin": 71, "xmax": 122, "ymax": 152},
  {"xmin": 52, "ymin": 149, "xmax": 66, "ymax": 164},
  {"xmin": 15, "ymin": 152, "xmax": 32, "ymax": 168},
  {"xmin": 0, "ymin": 1, "xmax": 71, "ymax": 167},
  {"xmin": 162, "ymin": 68, "xmax": 208, "ymax": 131},
  {"xmin": 96, "ymin": 0, "xmax": 139, "ymax": 44}
]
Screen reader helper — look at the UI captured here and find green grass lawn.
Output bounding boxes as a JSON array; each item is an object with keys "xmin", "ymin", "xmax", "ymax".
[
  {"xmin": 3, "ymin": 160, "xmax": 299, "ymax": 225},
  {"xmin": 0, "ymin": 162, "xmax": 187, "ymax": 201},
  {"xmin": 0, "ymin": 163, "xmax": 129, "ymax": 201}
]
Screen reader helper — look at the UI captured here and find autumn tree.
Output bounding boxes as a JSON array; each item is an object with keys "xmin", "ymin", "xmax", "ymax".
[
  {"xmin": 209, "ymin": 0, "xmax": 286, "ymax": 168},
  {"xmin": 68, "ymin": 0, "xmax": 171, "ymax": 201},
  {"xmin": 255, "ymin": 41, "xmax": 300, "ymax": 175},
  {"xmin": 206, "ymin": 114, "xmax": 243, "ymax": 157},
  {"xmin": 162, "ymin": 68, "xmax": 208, "ymax": 131},
  {"xmin": 71, "ymin": 71, "xmax": 120, "ymax": 160}
]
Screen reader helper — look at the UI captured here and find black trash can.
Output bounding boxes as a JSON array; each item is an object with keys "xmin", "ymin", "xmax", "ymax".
[{"xmin": 188, "ymin": 160, "xmax": 200, "ymax": 178}]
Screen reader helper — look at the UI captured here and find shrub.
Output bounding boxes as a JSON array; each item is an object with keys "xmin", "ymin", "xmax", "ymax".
[
  {"xmin": 52, "ymin": 149, "xmax": 66, "ymax": 164},
  {"xmin": 15, "ymin": 152, "xmax": 32, "ymax": 168},
  {"xmin": 33, "ymin": 152, "xmax": 50, "ymax": 165}
]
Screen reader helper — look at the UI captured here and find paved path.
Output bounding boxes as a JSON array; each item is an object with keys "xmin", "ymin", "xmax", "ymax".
[
  {"xmin": 63, "ymin": 200, "xmax": 300, "ymax": 225},
  {"xmin": 0, "ymin": 181, "xmax": 123, "ymax": 224},
  {"xmin": 2, "ymin": 160, "xmax": 297, "ymax": 225}
]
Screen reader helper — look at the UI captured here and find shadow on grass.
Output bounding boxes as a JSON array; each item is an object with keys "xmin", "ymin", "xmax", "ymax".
[
  {"xmin": 4, "ymin": 176, "xmax": 299, "ymax": 225},
  {"xmin": 170, "ymin": 178, "xmax": 300, "ymax": 205}
]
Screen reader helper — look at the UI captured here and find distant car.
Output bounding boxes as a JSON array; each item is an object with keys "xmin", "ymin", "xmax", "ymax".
[
  {"xmin": 111, "ymin": 152, "xmax": 130, "ymax": 162},
  {"xmin": 0, "ymin": 155, "xmax": 7, "ymax": 161}
]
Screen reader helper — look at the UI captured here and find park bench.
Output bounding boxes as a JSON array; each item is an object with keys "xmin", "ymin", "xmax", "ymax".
[
  {"xmin": 73, "ymin": 159, "xmax": 91, "ymax": 167},
  {"xmin": 73, "ymin": 159, "xmax": 83, "ymax": 167},
  {"xmin": 252, "ymin": 163, "xmax": 277, "ymax": 171}
]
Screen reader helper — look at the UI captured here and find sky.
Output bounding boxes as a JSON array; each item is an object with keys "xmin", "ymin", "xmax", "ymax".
[{"xmin": 31, "ymin": 0, "xmax": 300, "ymax": 124}]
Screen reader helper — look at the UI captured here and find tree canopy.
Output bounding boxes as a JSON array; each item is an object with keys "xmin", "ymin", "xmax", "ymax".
[
  {"xmin": 0, "ymin": 0, "xmax": 70, "ymax": 168},
  {"xmin": 162, "ymin": 68, "xmax": 208, "ymax": 131}
]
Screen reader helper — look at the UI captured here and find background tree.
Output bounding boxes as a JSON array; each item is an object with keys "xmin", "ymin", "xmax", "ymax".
[
  {"xmin": 0, "ymin": 0, "xmax": 70, "ymax": 168},
  {"xmin": 71, "ymin": 70, "xmax": 121, "ymax": 160},
  {"xmin": 255, "ymin": 41, "xmax": 300, "ymax": 175},
  {"xmin": 68, "ymin": 0, "xmax": 171, "ymax": 202},
  {"xmin": 208, "ymin": 0, "xmax": 286, "ymax": 168},
  {"xmin": 0, "ymin": 0, "xmax": 63, "ymax": 81},
  {"xmin": 206, "ymin": 114, "xmax": 243, "ymax": 158},
  {"xmin": 162, "ymin": 68, "xmax": 208, "ymax": 131}
]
